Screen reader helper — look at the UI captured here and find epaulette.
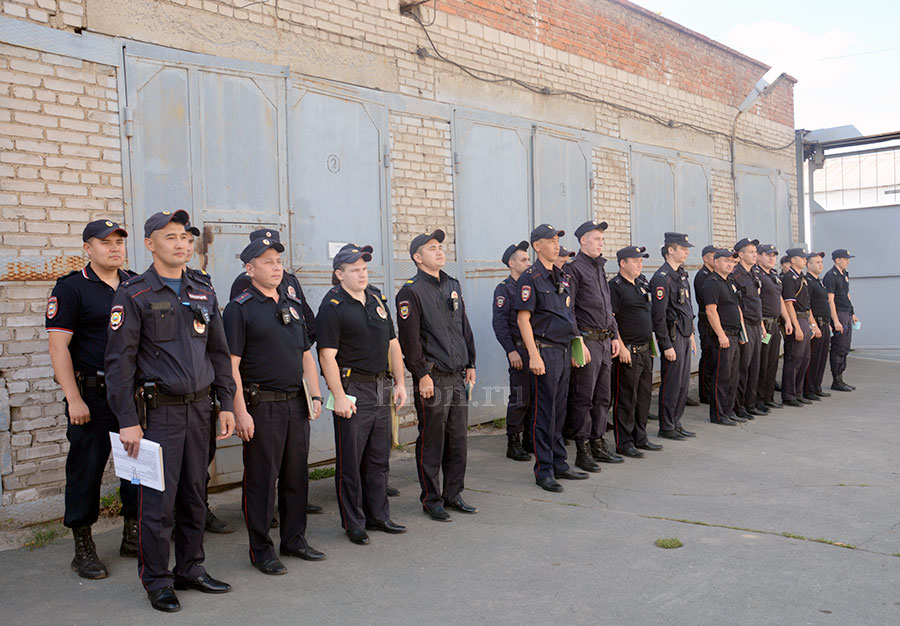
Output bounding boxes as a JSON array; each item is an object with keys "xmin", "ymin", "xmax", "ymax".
[
  {"xmin": 405, "ymin": 276, "xmax": 417, "ymax": 284},
  {"xmin": 187, "ymin": 267, "xmax": 213, "ymax": 285},
  {"xmin": 612, "ymin": 276, "xmax": 621, "ymax": 284},
  {"xmin": 365, "ymin": 285, "xmax": 387, "ymax": 303},
  {"xmin": 659, "ymin": 271, "xmax": 667, "ymax": 276},
  {"xmin": 328, "ymin": 297, "xmax": 341, "ymax": 306},
  {"xmin": 122, "ymin": 274, "xmax": 146, "ymax": 288},
  {"xmin": 122, "ymin": 269, "xmax": 139, "ymax": 278},
  {"xmin": 233, "ymin": 290, "xmax": 252, "ymax": 304},
  {"xmin": 56, "ymin": 269, "xmax": 80, "ymax": 283}
]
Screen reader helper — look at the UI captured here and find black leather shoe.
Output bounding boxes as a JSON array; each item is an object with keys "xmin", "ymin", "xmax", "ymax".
[
  {"xmin": 735, "ymin": 408, "xmax": 753, "ymax": 420},
  {"xmin": 658, "ymin": 429, "xmax": 686, "ymax": 440},
  {"xmin": 445, "ymin": 498, "xmax": 478, "ymax": 514},
  {"xmin": 636, "ymin": 440, "xmax": 663, "ymax": 451},
  {"xmin": 814, "ymin": 389, "xmax": 831, "ymax": 397},
  {"xmin": 831, "ymin": 380, "xmax": 853, "ymax": 392},
  {"xmin": 802, "ymin": 393, "xmax": 821, "ymax": 402},
  {"xmin": 555, "ymin": 468, "xmax": 589, "ymax": 480},
  {"xmin": 619, "ymin": 444, "xmax": 644, "ymax": 458},
  {"xmin": 676, "ymin": 426, "xmax": 696, "ymax": 438},
  {"xmin": 174, "ymin": 573, "xmax": 231, "ymax": 594},
  {"xmin": 252, "ymin": 558, "xmax": 287, "ymax": 576},
  {"xmin": 346, "ymin": 529, "xmax": 370, "ymax": 545},
  {"xmin": 685, "ymin": 396, "xmax": 700, "ymax": 406},
  {"xmin": 366, "ymin": 519, "xmax": 407, "ymax": 534},
  {"xmin": 765, "ymin": 400, "xmax": 783, "ymax": 409},
  {"xmin": 755, "ymin": 403, "xmax": 770, "ymax": 414},
  {"xmin": 747, "ymin": 407, "xmax": 765, "ymax": 416},
  {"xmin": 205, "ymin": 508, "xmax": 234, "ymax": 534},
  {"xmin": 423, "ymin": 506, "xmax": 452, "ymax": 522},
  {"xmin": 590, "ymin": 438, "xmax": 624, "ymax": 463},
  {"xmin": 307, "ymin": 503, "xmax": 323, "ymax": 514},
  {"xmin": 280, "ymin": 546, "xmax": 326, "ymax": 561},
  {"xmin": 711, "ymin": 417, "xmax": 737, "ymax": 426},
  {"xmin": 148, "ymin": 588, "xmax": 180, "ymax": 612},
  {"xmin": 647, "ymin": 413, "xmax": 658, "ymax": 420},
  {"xmin": 386, "ymin": 485, "xmax": 400, "ymax": 497},
  {"xmin": 536, "ymin": 476, "xmax": 563, "ymax": 492},
  {"xmin": 797, "ymin": 397, "xmax": 813, "ymax": 404},
  {"xmin": 783, "ymin": 398, "xmax": 804, "ymax": 407}
]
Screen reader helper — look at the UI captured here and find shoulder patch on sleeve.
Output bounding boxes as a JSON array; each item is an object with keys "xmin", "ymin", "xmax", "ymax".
[
  {"xmin": 109, "ymin": 304, "xmax": 124, "ymax": 331},
  {"xmin": 46, "ymin": 296, "xmax": 58, "ymax": 319},
  {"xmin": 495, "ymin": 294, "xmax": 506, "ymax": 308},
  {"xmin": 233, "ymin": 290, "xmax": 252, "ymax": 304},
  {"xmin": 398, "ymin": 300, "xmax": 410, "ymax": 319},
  {"xmin": 655, "ymin": 286, "xmax": 666, "ymax": 300},
  {"xmin": 520, "ymin": 285, "xmax": 532, "ymax": 301}
]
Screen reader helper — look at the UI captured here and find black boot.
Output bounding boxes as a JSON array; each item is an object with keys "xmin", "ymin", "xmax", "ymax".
[
  {"xmin": 506, "ymin": 433, "xmax": 530, "ymax": 461},
  {"xmin": 831, "ymin": 375, "xmax": 853, "ymax": 392},
  {"xmin": 205, "ymin": 508, "xmax": 235, "ymax": 534},
  {"xmin": 590, "ymin": 437, "xmax": 624, "ymax": 463},
  {"xmin": 574, "ymin": 440, "xmax": 601, "ymax": 473},
  {"xmin": 120, "ymin": 516, "xmax": 139, "ymax": 558},
  {"xmin": 71, "ymin": 526, "xmax": 108, "ymax": 580}
]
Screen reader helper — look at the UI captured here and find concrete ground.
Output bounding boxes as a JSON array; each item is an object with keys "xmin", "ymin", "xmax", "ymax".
[{"xmin": 1, "ymin": 355, "xmax": 898, "ymax": 626}]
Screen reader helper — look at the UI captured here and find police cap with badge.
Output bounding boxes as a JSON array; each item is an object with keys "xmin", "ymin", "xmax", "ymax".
[
  {"xmin": 616, "ymin": 245, "xmax": 649, "ymax": 262},
  {"xmin": 333, "ymin": 243, "xmax": 373, "ymax": 269},
  {"xmin": 83, "ymin": 219, "xmax": 127, "ymax": 242},
  {"xmin": 144, "ymin": 209, "xmax": 189, "ymax": 238},
  {"xmin": 409, "ymin": 229, "xmax": 445, "ymax": 259},
  {"xmin": 574, "ymin": 220, "xmax": 608, "ymax": 240},
  {"xmin": 502, "ymin": 240, "xmax": 529, "ymax": 266}
]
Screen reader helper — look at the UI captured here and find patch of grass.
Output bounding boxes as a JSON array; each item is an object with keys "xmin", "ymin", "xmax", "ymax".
[
  {"xmin": 655, "ymin": 538, "xmax": 683, "ymax": 549},
  {"xmin": 309, "ymin": 466, "xmax": 336, "ymax": 481},
  {"xmin": 782, "ymin": 532, "xmax": 806, "ymax": 540},
  {"xmin": 100, "ymin": 488, "xmax": 122, "ymax": 517},
  {"xmin": 393, "ymin": 442, "xmax": 406, "ymax": 452},
  {"xmin": 892, "ymin": 553, "xmax": 900, "ymax": 558},
  {"xmin": 492, "ymin": 417, "xmax": 506, "ymax": 430},
  {"xmin": 24, "ymin": 523, "xmax": 66, "ymax": 551},
  {"xmin": 811, "ymin": 537, "xmax": 856, "ymax": 549}
]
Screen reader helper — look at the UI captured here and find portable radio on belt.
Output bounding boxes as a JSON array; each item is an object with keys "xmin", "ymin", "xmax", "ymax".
[{"xmin": 340, "ymin": 367, "xmax": 352, "ymax": 390}]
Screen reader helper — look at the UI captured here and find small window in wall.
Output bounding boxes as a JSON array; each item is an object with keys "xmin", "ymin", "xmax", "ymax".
[{"xmin": 813, "ymin": 148, "xmax": 900, "ymax": 210}]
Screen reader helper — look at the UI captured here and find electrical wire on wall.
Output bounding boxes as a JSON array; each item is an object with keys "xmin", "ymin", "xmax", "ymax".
[{"xmin": 402, "ymin": 8, "xmax": 795, "ymax": 152}]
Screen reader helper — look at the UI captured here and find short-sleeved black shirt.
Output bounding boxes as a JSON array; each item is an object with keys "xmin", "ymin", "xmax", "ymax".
[
  {"xmin": 823, "ymin": 266, "xmax": 853, "ymax": 313},
  {"xmin": 609, "ymin": 273, "xmax": 652, "ymax": 345},
  {"xmin": 781, "ymin": 268, "xmax": 810, "ymax": 313},
  {"xmin": 807, "ymin": 273, "xmax": 831, "ymax": 319},
  {"xmin": 694, "ymin": 266, "xmax": 713, "ymax": 312},
  {"xmin": 730, "ymin": 263, "xmax": 763, "ymax": 323},
  {"xmin": 757, "ymin": 265, "xmax": 783, "ymax": 318},
  {"xmin": 223, "ymin": 284, "xmax": 311, "ymax": 392},
  {"xmin": 702, "ymin": 273, "xmax": 742, "ymax": 331},
  {"xmin": 45, "ymin": 264, "xmax": 134, "ymax": 373},
  {"xmin": 513, "ymin": 260, "xmax": 578, "ymax": 346},
  {"xmin": 315, "ymin": 285, "xmax": 396, "ymax": 375}
]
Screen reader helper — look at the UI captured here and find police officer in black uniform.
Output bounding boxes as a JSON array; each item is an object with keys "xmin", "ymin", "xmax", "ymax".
[
  {"xmin": 46, "ymin": 220, "xmax": 139, "ymax": 580},
  {"xmin": 566, "ymin": 220, "xmax": 623, "ymax": 470},
  {"xmin": 694, "ymin": 245, "xmax": 717, "ymax": 404},
  {"xmin": 731, "ymin": 238, "xmax": 767, "ymax": 419},
  {"xmin": 317, "ymin": 244, "xmax": 409, "ymax": 545},
  {"xmin": 106, "ymin": 210, "xmax": 236, "ymax": 612},
  {"xmin": 650, "ymin": 232, "xmax": 697, "ymax": 440},
  {"xmin": 396, "ymin": 229, "xmax": 478, "ymax": 522},
  {"xmin": 780, "ymin": 247, "xmax": 822, "ymax": 407},
  {"xmin": 224, "ymin": 235, "xmax": 326, "ymax": 576},
  {"xmin": 514, "ymin": 224, "xmax": 589, "ymax": 492},
  {"xmin": 703, "ymin": 249, "xmax": 745, "ymax": 425},
  {"xmin": 755, "ymin": 244, "xmax": 791, "ymax": 410},
  {"xmin": 609, "ymin": 246, "xmax": 663, "ymax": 457},
  {"xmin": 492, "ymin": 240, "xmax": 533, "ymax": 462},
  {"xmin": 804, "ymin": 251, "xmax": 833, "ymax": 400},
  {"xmin": 824, "ymin": 249, "xmax": 858, "ymax": 392}
]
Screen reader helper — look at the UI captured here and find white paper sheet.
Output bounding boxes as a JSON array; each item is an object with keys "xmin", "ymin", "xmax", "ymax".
[{"xmin": 108, "ymin": 432, "xmax": 165, "ymax": 491}]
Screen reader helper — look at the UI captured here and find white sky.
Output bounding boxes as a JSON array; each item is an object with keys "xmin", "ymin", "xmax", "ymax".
[{"xmin": 636, "ymin": 0, "xmax": 900, "ymax": 135}]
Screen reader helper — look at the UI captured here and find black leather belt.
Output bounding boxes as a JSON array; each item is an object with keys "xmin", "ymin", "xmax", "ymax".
[
  {"xmin": 80, "ymin": 374, "xmax": 105, "ymax": 389},
  {"xmin": 535, "ymin": 339, "xmax": 567, "ymax": 351},
  {"xmin": 256, "ymin": 389, "xmax": 300, "ymax": 402},
  {"xmin": 580, "ymin": 327, "xmax": 613, "ymax": 341},
  {"xmin": 815, "ymin": 316, "xmax": 829, "ymax": 326},
  {"xmin": 347, "ymin": 371, "xmax": 390, "ymax": 383},
  {"xmin": 724, "ymin": 329, "xmax": 742, "ymax": 338},
  {"xmin": 762, "ymin": 316, "xmax": 777, "ymax": 324},
  {"xmin": 156, "ymin": 386, "xmax": 211, "ymax": 406},
  {"xmin": 627, "ymin": 343, "xmax": 651, "ymax": 354}
]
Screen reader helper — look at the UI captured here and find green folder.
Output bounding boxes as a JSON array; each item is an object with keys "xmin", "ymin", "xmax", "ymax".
[
  {"xmin": 570, "ymin": 336, "xmax": 587, "ymax": 367},
  {"xmin": 649, "ymin": 335, "xmax": 659, "ymax": 357},
  {"xmin": 762, "ymin": 332, "xmax": 772, "ymax": 345},
  {"xmin": 325, "ymin": 392, "xmax": 356, "ymax": 412}
]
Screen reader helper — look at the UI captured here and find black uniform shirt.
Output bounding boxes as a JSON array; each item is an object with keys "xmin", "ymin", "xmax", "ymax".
[
  {"xmin": 807, "ymin": 273, "xmax": 831, "ymax": 319},
  {"xmin": 316, "ymin": 285, "xmax": 395, "ymax": 375},
  {"xmin": 223, "ymin": 284, "xmax": 311, "ymax": 392},
  {"xmin": 758, "ymin": 266, "xmax": 783, "ymax": 318},
  {"xmin": 231, "ymin": 270, "xmax": 316, "ymax": 343},
  {"xmin": 702, "ymin": 273, "xmax": 742, "ymax": 331},
  {"xmin": 46, "ymin": 265, "xmax": 135, "ymax": 373},
  {"xmin": 609, "ymin": 273, "xmax": 652, "ymax": 345},
  {"xmin": 567, "ymin": 251, "xmax": 618, "ymax": 336},
  {"xmin": 105, "ymin": 265, "xmax": 236, "ymax": 428},
  {"xmin": 492, "ymin": 275, "xmax": 522, "ymax": 354},
  {"xmin": 781, "ymin": 268, "xmax": 811, "ymax": 313},
  {"xmin": 823, "ymin": 266, "xmax": 854, "ymax": 314},
  {"xmin": 513, "ymin": 260, "xmax": 578, "ymax": 346},
  {"xmin": 649, "ymin": 261, "xmax": 694, "ymax": 350},
  {"xmin": 731, "ymin": 263, "xmax": 763, "ymax": 323},
  {"xmin": 694, "ymin": 266, "xmax": 713, "ymax": 313},
  {"xmin": 395, "ymin": 269, "xmax": 476, "ymax": 380}
]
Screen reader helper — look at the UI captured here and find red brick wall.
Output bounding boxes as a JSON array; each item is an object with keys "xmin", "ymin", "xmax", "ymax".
[{"xmin": 437, "ymin": 0, "xmax": 794, "ymax": 127}]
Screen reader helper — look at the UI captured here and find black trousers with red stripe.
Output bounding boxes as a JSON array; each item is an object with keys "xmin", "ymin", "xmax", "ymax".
[
  {"xmin": 138, "ymin": 399, "xmax": 211, "ymax": 592},
  {"xmin": 736, "ymin": 322, "xmax": 763, "ymax": 412},
  {"xmin": 566, "ymin": 338, "xmax": 612, "ymax": 441},
  {"xmin": 830, "ymin": 311, "xmax": 852, "ymax": 377},
  {"xmin": 333, "ymin": 379, "xmax": 391, "ymax": 531},
  {"xmin": 805, "ymin": 322, "xmax": 831, "ymax": 394},
  {"xmin": 709, "ymin": 333, "xmax": 741, "ymax": 422},
  {"xmin": 412, "ymin": 372, "xmax": 468, "ymax": 510},
  {"xmin": 241, "ymin": 397, "xmax": 310, "ymax": 564},
  {"xmin": 782, "ymin": 317, "xmax": 811, "ymax": 402},
  {"xmin": 757, "ymin": 319, "xmax": 782, "ymax": 405},
  {"xmin": 612, "ymin": 349, "xmax": 653, "ymax": 450},
  {"xmin": 505, "ymin": 347, "xmax": 533, "ymax": 437},
  {"xmin": 532, "ymin": 344, "xmax": 572, "ymax": 482},
  {"xmin": 697, "ymin": 316, "xmax": 713, "ymax": 402},
  {"xmin": 658, "ymin": 332, "xmax": 692, "ymax": 432}
]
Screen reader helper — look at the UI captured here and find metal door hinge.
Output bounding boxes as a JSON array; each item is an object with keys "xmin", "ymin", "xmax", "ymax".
[{"xmin": 123, "ymin": 106, "xmax": 134, "ymax": 138}]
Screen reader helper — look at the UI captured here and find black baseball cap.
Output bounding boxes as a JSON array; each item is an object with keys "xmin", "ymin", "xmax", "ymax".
[
  {"xmin": 664, "ymin": 232, "xmax": 694, "ymax": 247},
  {"xmin": 735, "ymin": 237, "xmax": 760, "ymax": 252},
  {"xmin": 530, "ymin": 223, "xmax": 565, "ymax": 242},
  {"xmin": 409, "ymin": 229, "xmax": 445, "ymax": 259},
  {"xmin": 780, "ymin": 255, "xmax": 789, "ymax": 265},
  {"xmin": 250, "ymin": 228, "xmax": 280, "ymax": 243},
  {"xmin": 714, "ymin": 248, "xmax": 739, "ymax": 259},
  {"xmin": 616, "ymin": 245, "xmax": 649, "ymax": 261},
  {"xmin": 758, "ymin": 244, "xmax": 778, "ymax": 255},
  {"xmin": 240, "ymin": 236, "xmax": 285, "ymax": 263},
  {"xmin": 574, "ymin": 220, "xmax": 608, "ymax": 239},
  {"xmin": 786, "ymin": 247, "xmax": 808, "ymax": 259},
  {"xmin": 701, "ymin": 244, "xmax": 718, "ymax": 256},
  {"xmin": 144, "ymin": 210, "xmax": 189, "ymax": 238},
  {"xmin": 185, "ymin": 222, "xmax": 200, "ymax": 237},
  {"xmin": 806, "ymin": 251, "xmax": 825, "ymax": 260},
  {"xmin": 558, "ymin": 246, "xmax": 576, "ymax": 258},
  {"xmin": 502, "ymin": 240, "xmax": 529, "ymax": 266},
  {"xmin": 333, "ymin": 243, "xmax": 373, "ymax": 269},
  {"xmin": 832, "ymin": 248, "xmax": 855, "ymax": 259},
  {"xmin": 82, "ymin": 219, "xmax": 127, "ymax": 242}
]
